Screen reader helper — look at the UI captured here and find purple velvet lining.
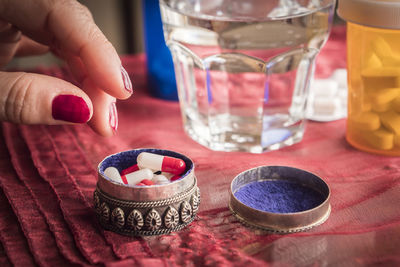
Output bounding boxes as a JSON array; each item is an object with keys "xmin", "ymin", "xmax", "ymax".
[
  {"xmin": 234, "ymin": 180, "xmax": 325, "ymax": 214},
  {"xmin": 98, "ymin": 148, "xmax": 193, "ymax": 179}
]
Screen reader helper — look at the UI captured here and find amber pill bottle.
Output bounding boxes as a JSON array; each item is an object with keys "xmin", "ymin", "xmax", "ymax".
[{"xmin": 338, "ymin": 0, "xmax": 400, "ymax": 156}]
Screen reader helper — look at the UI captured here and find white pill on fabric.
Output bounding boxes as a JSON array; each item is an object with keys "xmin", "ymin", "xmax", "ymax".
[
  {"xmin": 311, "ymin": 79, "xmax": 339, "ymax": 97},
  {"xmin": 104, "ymin": 167, "xmax": 122, "ymax": 183},
  {"xmin": 152, "ymin": 174, "xmax": 170, "ymax": 185},
  {"xmin": 338, "ymin": 87, "xmax": 348, "ymax": 98},
  {"xmin": 123, "ymin": 168, "xmax": 154, "ymax": 186},
  {"xmin": 338, "ymin": 89, "xmax": 348, "ymax": 108},
  {"xmin": 331, "ymin": 68, "xmax": 348, "ymax": 89},
  {"xmin": 312, "ymin": 97, "xmax": 341, "ymax": 115}
]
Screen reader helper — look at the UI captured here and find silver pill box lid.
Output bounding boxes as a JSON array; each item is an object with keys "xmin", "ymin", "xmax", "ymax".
[{"xmin": 229, "ymin": 166, "xmax": 331, "ymax": 233}]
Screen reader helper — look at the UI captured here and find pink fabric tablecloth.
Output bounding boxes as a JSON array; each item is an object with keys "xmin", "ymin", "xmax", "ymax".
[{"xmin": 0, "ymin": 27, "xmax": 399, "ymax": 266}]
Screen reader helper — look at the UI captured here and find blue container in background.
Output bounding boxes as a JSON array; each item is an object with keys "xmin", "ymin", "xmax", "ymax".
[{"xmin": 142, "ymin": 0, "xmax": 178, "ymax": 101}]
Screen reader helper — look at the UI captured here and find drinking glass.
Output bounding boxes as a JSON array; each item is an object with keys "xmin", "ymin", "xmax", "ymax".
[{"xmin": 160, "ymin": 0, "xmax": 336, "ymax": 153}]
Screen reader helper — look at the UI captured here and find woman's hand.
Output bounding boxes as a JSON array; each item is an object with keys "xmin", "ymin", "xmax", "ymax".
[{"xmin": 0, "ymin": 0, "xmax": 132, "ymax": 136}]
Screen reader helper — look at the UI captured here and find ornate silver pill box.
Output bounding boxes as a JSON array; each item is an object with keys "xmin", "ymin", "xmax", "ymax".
[{"xmin": 94, "ymin": 149, "xmax": 200, "ymax": 236}]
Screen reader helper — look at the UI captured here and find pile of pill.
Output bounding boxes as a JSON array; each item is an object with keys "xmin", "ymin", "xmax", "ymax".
[
  {"xmin": 306, "ymin": 68, "xmax": 348, "ymax": 122},
  {"xmin": 104, "ymin": 152, "xmax": 186, "ymax": 186},
  {"xmin": 348, "ymin": 37, "xmax": 400, "ymax": 150}
]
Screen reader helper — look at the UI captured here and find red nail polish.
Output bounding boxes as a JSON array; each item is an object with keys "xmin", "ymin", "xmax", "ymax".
[
  {"xmin": 121, "ymin": 66, "xmax": 133, "ymax": 93},
  {"xmin": 109, "ymin": 102, "xmax": 118, "ymax": 132},
  {"xmin": 52, "ymin": 95, "xmax": 90, "ymax": 123}
]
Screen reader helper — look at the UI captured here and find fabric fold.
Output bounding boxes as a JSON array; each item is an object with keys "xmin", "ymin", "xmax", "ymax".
[
  {"xmin": 0, "ymin": 131, "xmax": 66, "ymax": 266},
  {"xmin": 0, "ymin": 187, "xmax": 35, "ymax": 266},
  {"xmin": 20, "ymin": 125, "xmax": 117, "ymax": 264},
  {"xmin": 3, "ymin": 123, "xmax": 91, "ymax": 266}
]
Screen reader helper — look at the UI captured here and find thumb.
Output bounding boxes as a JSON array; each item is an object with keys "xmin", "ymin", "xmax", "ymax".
[{"xmin": 0, "ymin": 71, "xmax": 93, "ymax": 124}]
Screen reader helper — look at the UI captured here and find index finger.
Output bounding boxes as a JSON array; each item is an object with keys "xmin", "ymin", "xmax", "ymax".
[{"xmin": 0, "ymin": 0, "xmax": 132, "ymax": 99}]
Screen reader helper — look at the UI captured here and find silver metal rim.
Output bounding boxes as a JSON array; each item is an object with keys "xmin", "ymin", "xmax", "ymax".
[{"xmin": 229, "ymin": 165, "xmax": 331, "ymax": 233}]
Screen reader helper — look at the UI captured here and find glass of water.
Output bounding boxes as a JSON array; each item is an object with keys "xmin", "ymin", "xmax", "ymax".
[{"xmin": 160, "ymin": 0, "xmax": 336, "ymax": 153}]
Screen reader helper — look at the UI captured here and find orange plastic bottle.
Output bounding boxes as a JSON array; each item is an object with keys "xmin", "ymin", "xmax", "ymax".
[{"xmin": 338, "ymin": 0, "xmax": 400, "ymax": 156}]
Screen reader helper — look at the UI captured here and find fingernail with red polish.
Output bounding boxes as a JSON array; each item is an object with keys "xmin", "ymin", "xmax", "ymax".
[
  {"xmin": 109, "ymin": 102, "xmax": 118, "ymax": 132},
  {"xmin": 121, "ymin": 66, "xmax": 133, "ymax": 93},
  {"xmin": 52, "ymin": 95, "xmax": 90, "ymax": 123}
]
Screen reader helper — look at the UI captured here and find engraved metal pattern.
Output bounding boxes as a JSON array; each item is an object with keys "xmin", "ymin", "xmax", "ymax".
[
  {"xmin": 93, "ymin": 191, "xmax": 101, "ymax": 214},
  {"xmin": 100, "ymin": 202, "xmax": 110, "ymax": 222},
  {"xmin": 196, "ymin": 187, "xmax": 201, "ymax": 200},
  {"xmin": 145, "ymin": 209, "xmax": 162, "ymax": 231},
  {"xmin": 164, "ymin": 206, "xmax": 179, "ymax": 229},
  {"xmin": 127, "ymin": 209, "xmax": 144, "ymax": 231},
  {"xmin": 190, "ymin": 193, "xmax": 199, "ymax": 214},
  {"xmin": 111, "ymin": 208, "xmax": 125, "ymax": 228},
  {"xmin": 94, "ymin": 183, "xmax": 200, "ymax": 236},
  {"xmin": 100, "ymin": 215, "xmax": 196, "ymax": 236},
  {"xmin": 180, "ymin": 201, "xmax": 192, "ymax": 223}
]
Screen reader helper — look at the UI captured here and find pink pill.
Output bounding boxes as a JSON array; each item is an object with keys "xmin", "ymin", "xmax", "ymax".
[{"xmin": 137, "ymin": 152, "xmax": 186, "ymax": 175}]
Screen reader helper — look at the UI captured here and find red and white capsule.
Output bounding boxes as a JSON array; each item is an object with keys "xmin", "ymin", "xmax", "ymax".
[
  {"xmin": 152, "ymin": 174, "xmax": 170, "ymax": 185},
  {"xmin": 137, "ymin": 152, "xmax": 186, "ymax": 175},
  {"xmin": 122, "ymin": 168, "xmax": 153, "ymax": 186},
  {"xmin": 120, "ymin": 164, "xmax": 139, "ymax": 176},
  {"xmin": 170, "ymin": 175, "xmax": 181, "ymax": 182}
]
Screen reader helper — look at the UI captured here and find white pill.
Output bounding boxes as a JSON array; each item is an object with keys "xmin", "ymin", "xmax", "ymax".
[
  {"xmin": 152, "ymin": 174, "xmax": 170, "ymax": 185},
  {"xmin": 138, "ymin": 164, "xmax": 155, "ymax": 172},
  {"xmin": 312, "ymin": 97, "xmax": 341, "ymax": 115},
  {"xmin": 338, "ymin": 89, "xmax": 348, "ymax": 103},
  {"xmin": 123, "ymin": 168, "xmax": 154, "ymax": 186},
  {"xmin": 104, "ymin": 167, "xmax": 122, "ymax": 183},
  {"xmin": 311, "ymin": 79, "xmax": 338, "ymax": 97},
  {"xmin": 137, "ymin": 152, "xmax": 162, "ymax": 170},
  {"xmin": 331, "ymin": 68, "xmax": 348, "ymax": 89},
  {"xmin": 161, "ymin": 172, "xmax": 174, "ymax": 179}
]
